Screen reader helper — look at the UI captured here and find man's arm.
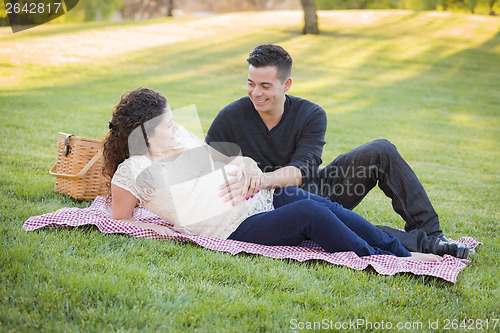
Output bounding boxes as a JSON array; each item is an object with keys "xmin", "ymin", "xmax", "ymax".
[
  {"xmin": 220, "ymin": 160, "xmax": 303, "ymax": 206},
  {"xmin": 211, "ymin": 98, "xmax": 327, "ymax": 203},
  {"xmin": 248, "ymin": 103, "xmax": 327, "ymax": 192},
  {"xmin": 262, "ymin": 165, "xmax": 303, "ymax": 188},
  {"xmin": 285, "ymin": 106, "xmax": 327, "ymax": 186}
]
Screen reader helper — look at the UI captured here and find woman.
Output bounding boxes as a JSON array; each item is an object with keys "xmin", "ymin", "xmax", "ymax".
[{"xmin": 103, "ymin": 88, "xmax": 441, "ymax": 262}]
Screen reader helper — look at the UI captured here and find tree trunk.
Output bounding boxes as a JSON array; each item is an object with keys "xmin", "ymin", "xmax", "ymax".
[
  {"xmin": 489, "ymin": 0, "xmax": 497, "ymax": 15},
  {"xmin": 301, "ymin": 0, "xmax": 319, "ymax": 35},
  {"xmin": 167, "ymin": 0, "xmax": 174, "ymax": 17}
]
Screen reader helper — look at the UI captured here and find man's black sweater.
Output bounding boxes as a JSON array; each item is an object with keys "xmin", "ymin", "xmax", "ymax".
[{"xmin": 205, "ymin": 95, "xmax": 327, "ymax": 183}]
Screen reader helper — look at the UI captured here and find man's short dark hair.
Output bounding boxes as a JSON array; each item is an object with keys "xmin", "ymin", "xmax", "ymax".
[{"xmin": 247, "ymin": 44, "xmax": 292, "ymax": 82}]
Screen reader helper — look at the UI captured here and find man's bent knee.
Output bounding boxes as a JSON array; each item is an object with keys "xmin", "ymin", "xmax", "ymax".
[{"xmin": 371, "ymin": 139, "xmax": 398, "ymax": 156}]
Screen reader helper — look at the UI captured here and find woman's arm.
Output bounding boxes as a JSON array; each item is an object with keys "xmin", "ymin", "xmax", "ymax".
[
  {"xmin": 110, "ymin": 184, "xmax": 139, "ymax": 220},
  {"xmin": 111, "ymin": 184, "xmax": 175, "ymax": 236}
]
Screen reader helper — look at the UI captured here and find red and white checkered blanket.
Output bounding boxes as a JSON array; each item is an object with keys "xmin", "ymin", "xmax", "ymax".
[{"xmin": 23, "ymin": 196, "xmax": 480, "ymax": 283}]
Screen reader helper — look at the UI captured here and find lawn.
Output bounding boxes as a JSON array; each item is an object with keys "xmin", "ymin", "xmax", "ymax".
[{"xmin": 1, "ymin": 10, "xmax": 499, "ymax": 332}]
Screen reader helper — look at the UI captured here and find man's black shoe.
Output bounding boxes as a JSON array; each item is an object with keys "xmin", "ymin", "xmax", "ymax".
[
  {"xmin": 428, "ymin": 231, "xmax": 449, "ymax": 242},
  {"xmin": 432, "ymin": 240, "xmax": 470, "ymax": 259},
  {"xmin": 438, "ymin": 235, "xmax": 450, "ymax": 242}
]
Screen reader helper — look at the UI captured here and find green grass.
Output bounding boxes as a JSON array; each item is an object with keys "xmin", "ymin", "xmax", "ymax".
[{"xmin": 1, "ymin": 10, "xmax": 499, "ymax": 332}]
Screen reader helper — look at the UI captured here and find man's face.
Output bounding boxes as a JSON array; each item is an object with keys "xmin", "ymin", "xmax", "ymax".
[{"xmin": 247, "ymin": 65, "xmax": 291, "ymax": 115}]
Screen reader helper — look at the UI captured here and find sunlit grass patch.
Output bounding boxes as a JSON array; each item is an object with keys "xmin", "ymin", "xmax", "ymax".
[{"xmin": 1, "ymin": 10, "xmax": 499, "ymax": 332}]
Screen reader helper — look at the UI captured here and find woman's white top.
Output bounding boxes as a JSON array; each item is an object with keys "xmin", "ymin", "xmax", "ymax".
[{"xmin": 111, "ymin": 126, "xmax": 274, "ymax": 239}]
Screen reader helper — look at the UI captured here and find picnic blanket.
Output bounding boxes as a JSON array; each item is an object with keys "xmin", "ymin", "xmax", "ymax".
[{"xmin": 23, "ymin": 196, "xmax": 481, "ymax": 283}]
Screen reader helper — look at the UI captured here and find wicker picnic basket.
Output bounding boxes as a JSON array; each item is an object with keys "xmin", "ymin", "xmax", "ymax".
[{"xmin": 49, "ymin": 132, "xmax": 108, "ymax": 200}]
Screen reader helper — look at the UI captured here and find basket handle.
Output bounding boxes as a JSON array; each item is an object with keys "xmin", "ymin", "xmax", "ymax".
[{"xmin": 49, "ymin": 150, "xmax": 103, "ymax": 179}]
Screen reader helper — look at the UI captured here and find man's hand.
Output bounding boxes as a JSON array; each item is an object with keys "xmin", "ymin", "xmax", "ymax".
[{"xmin": 219, "ymin": 157, "xmax": 263, "ymax": 206}]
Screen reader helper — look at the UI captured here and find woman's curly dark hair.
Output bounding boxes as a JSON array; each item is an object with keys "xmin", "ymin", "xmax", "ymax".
[{"xmin": 102, "ymin": 87, "xmax": 167, "ymax": 187}]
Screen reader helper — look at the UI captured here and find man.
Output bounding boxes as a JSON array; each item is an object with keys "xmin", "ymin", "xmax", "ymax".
[{"xmin": 206, "ymin": 44, "xmax": 469, "ymax": 259}]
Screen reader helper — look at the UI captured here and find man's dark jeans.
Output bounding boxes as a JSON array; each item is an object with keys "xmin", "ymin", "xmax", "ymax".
[{"xmin": 302, "ymin": 139, "xmax": 444, "ymax": 252}]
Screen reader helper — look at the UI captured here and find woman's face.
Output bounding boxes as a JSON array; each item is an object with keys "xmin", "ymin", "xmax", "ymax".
[{"xmin": 148, "ymin": 105, "xmax": 180, "ymax": 155}]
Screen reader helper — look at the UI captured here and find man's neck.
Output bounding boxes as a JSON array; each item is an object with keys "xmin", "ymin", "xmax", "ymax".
[
  {"xmin": 258, "ymin": 99, "xmax": 286, "ymax": 131},
  {"xmin": 259, "ymin": 112, "xmax": 282, "ymax": 131}
]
